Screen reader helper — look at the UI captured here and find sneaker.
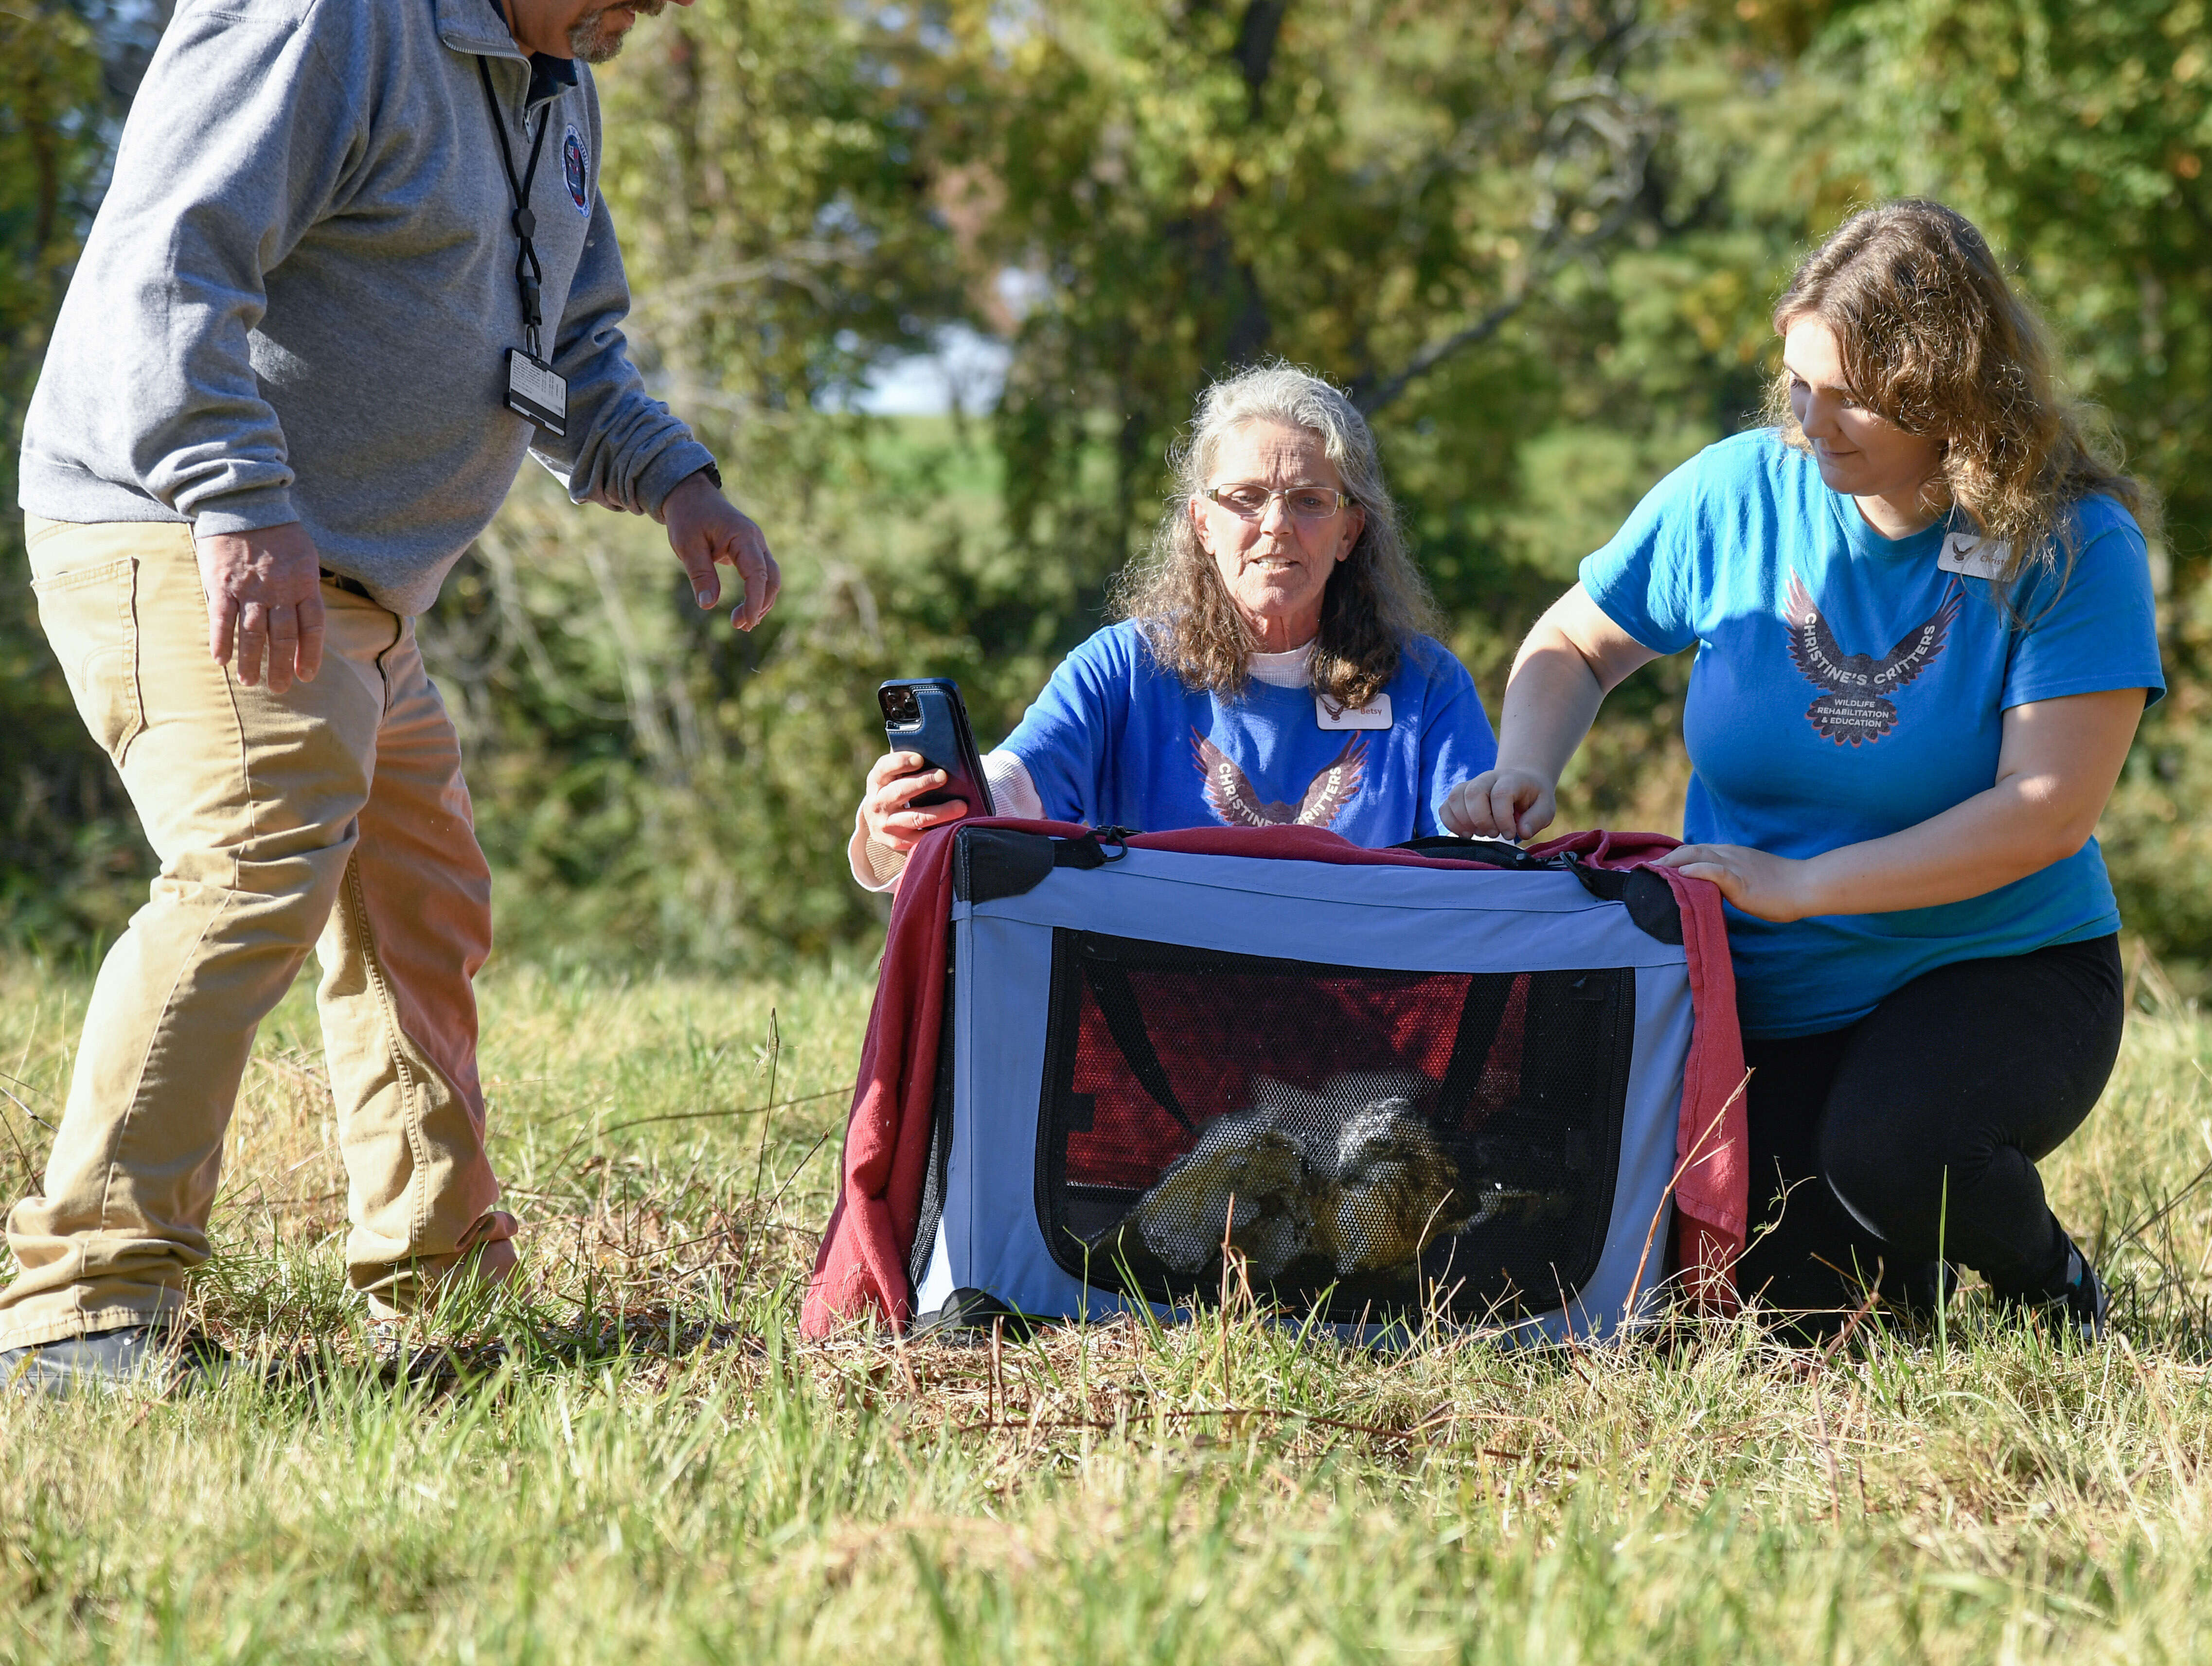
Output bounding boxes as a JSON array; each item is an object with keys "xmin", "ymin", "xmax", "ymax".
[
  {"xmin": 0, "ymin": 1323, "xmax": 232, "ymax": 1398},
  {"xmin": 2054, "ymin": 1240, "xmax": 2111, "ymax": 1343},
  {"xmin": 1999, "ymin": 1238, "xmax": 2111, "ymax": 1344}
]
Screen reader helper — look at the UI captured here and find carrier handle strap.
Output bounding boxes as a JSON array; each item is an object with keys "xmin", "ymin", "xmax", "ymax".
[
  {"xmin": 1390, "ymin": 833, "xmax": 1545, "ymax": 868},
  {"xmin": 1054, "ymin": 826, "xmax": 1138, "ymax": 869},
  {"xmin": 1391, "ymin": 836, "xmax": 1680, "ymax": 940},
  {"xmin": 1078, "ymin": 956, "xmax": 1197, "ymax": 1132}
]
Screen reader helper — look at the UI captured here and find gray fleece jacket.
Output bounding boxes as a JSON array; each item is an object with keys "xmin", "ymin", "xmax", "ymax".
[{"xmin": 18, "ymin": 0, "xmax": 714, "ymax": 616}]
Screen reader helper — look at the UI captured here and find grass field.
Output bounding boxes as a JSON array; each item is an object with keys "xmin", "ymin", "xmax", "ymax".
[{"xmin": 4, "ymin": 951, "xmax": 2212, "ymax": 1663}]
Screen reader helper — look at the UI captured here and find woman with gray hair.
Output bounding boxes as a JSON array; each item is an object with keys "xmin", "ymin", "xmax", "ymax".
[{"xmin": 851, "ymin": 362, "xmax": 1497, "ymax": 887}]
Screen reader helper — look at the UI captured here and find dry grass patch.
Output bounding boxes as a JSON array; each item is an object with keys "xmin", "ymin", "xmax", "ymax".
[{"xmin": 1, "ymin": 952, "xmax": 2211, "ymax": 1662}]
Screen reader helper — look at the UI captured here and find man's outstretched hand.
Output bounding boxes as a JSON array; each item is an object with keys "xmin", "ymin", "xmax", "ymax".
[
  {"xmin": 663, "ymin": 471, "xmax": 782, "ymax": 632},
  {"xmin": 195, "ymin": 520, "xmax": 325, "ymax": 693}
]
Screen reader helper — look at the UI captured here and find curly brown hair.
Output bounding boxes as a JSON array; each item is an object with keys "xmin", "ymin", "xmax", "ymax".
[
  {"xmin": 1111, "ymin": 362, "xmax": 1445, "ymax": 710},
  {"xmin": 1764, "ymin": 199, "xmax": 2157, "ymax": 621}
]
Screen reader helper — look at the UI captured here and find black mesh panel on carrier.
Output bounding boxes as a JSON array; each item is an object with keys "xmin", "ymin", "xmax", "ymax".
[{"xmin": 1037, "ymin": 931, "xmax": 1633, "ymax": 1323}]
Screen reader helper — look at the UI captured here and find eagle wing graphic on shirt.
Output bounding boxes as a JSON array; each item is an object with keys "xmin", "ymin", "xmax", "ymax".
[
  {"xmin": 1192, "ymin": 730, "xmax": 1368, "ymax": 828},
  {"xmin": 1784, "ymin": 572, "xmax": 1963, "ymax": 746}
]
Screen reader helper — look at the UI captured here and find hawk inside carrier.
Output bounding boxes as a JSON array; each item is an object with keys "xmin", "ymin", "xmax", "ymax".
[{"xmin": 804, "ymin": 821, "xmax": 1748, "ymax": 1343}]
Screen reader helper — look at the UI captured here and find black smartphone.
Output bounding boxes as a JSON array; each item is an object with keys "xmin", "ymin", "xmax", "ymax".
[{"xmin": 879, "ymin": 678, "xmax": 996, "ymax": 817}]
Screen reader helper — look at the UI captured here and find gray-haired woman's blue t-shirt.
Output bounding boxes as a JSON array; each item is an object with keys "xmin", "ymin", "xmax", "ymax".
[
  {"xmin": 999, "ymin": 621, "xmax": 1496, "ymax": 847},
  {"xmin": 1581, "ymin": 429, "xmax": 2163, "ymax": 1039}
]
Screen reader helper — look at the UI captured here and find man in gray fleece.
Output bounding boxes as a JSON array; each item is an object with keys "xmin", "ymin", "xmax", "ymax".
[{"xmin": 4, "ymin": 0, "xmax": 777, "ymax": 1392}]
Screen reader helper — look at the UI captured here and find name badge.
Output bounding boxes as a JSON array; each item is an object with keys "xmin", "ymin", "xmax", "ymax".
[
  {"xmin": 1317, "ymin": 692, "xmax": 1391, "ymax": 730},
  {"xmin": 504, "ymin": 348, "xmax": 569, "ymax": 437},
  {"xmin": 1938, "ymin": 531, "xmax": 2011, "ymax": 580}
]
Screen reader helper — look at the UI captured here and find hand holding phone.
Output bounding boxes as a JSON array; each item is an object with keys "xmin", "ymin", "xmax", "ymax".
[
  {"xmin": 859, "ymin": 751, "xmax": 970, "ymax": 856},
  {"xmin": 863, "ymin": 679, "xmax": 995, "ymax": 856}
]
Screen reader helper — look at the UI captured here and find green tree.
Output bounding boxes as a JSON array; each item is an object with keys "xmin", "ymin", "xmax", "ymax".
[
  {"xmin": 976, "ymin": 1, "xmax": 1667, "ymax": 602},
  {"xmin": 18, "ymin": 0, "xmax": 2212, "ymax": 984},
  {"xmin": 0, "ymin": 2, "xmax": 148, "ymax": 947}
]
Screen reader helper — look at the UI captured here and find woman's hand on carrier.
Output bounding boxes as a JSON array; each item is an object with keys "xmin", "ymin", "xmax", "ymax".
[
  {"xmin": 861, "ymin": 751, "xmax": 972, "ymax": 855},
  {"xmin": 1441, "ymin": 768, "xmax": 1557, "ymax": 841},
  {"xmin": 1656, "ymin": 843, "xmax": 1823, "ymax": 922}
]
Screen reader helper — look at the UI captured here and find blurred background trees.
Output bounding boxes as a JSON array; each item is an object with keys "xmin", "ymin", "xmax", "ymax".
[
  {"xmin": 0, "ymin": 0, "xmax": 171, "ymax": 947},
  {"xmin": 3, "ymin": 0, "xmax": 2208, "ymax": 983}
]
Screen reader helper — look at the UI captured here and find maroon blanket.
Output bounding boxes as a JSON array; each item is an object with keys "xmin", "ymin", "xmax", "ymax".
[{"xmin": 801, "ymin": 821, "xmax": 1747, "ymax": 1336}]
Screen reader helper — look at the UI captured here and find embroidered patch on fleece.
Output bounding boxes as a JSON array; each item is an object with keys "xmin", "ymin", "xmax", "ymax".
[{"xmin": 563, "ymin": 124, "xmax": 589, "ymax": 213}]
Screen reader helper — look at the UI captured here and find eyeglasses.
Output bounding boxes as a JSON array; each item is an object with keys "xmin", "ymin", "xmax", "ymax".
[{"xmin": 1201, "ymin": 482, "xmax": 1354, "ymax": 522}]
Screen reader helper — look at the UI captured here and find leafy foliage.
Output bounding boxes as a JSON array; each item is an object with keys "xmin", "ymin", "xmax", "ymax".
[
  {"xmin": 4, "ymin": 0, "xmax": 2211, "ymax": 979},
  {"xmin": 0, "ymin": 1, "xmax": 150, "ymax": 948}
]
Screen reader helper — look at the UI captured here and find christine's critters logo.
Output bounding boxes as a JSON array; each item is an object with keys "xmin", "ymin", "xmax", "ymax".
[
  {"xmin": 562, "ymin": 124, "xmax": 589, "ymax": 213},
  {"xmin": 1784, "ymin": 572, "xmax": 1962, "ymax": 745},
  {"xmin": 1192, "ymin": 730, "xmax": 1367, "ymax": 827}
]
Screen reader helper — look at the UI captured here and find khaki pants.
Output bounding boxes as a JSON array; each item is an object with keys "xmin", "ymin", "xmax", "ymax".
[{"xmin": 0, "ymin": 518, "xmax": 515, "ymax": 1349}]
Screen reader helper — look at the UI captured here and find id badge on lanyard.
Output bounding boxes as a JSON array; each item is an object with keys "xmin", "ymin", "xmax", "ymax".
[
  {"xmin": 476, "ymin": 56, "xmax": 568, "ymax": 438},
  {"xmin": 505, "ymin": 348, "xmax": 567, "ymax": 433}
]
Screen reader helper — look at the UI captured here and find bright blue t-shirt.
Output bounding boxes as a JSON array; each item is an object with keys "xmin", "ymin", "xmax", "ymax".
[
  {"xmin": 1581, "ymin": 430, "xmax": 2164, "ymax": 1039},
  {"xmin": 999, "ymin": 620, "xmax": 1497, "ymax": 846}
]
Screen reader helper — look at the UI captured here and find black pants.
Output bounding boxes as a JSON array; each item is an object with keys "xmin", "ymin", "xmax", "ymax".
[{"xmin": 1733, "ymin": 934, "xmax": 2124, "ymax": 1321}]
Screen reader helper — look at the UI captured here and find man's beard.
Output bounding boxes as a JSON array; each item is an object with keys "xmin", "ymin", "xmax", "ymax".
[{"xmin": 568, "ymin": 0, "xmax": 665, "ymax": 64}]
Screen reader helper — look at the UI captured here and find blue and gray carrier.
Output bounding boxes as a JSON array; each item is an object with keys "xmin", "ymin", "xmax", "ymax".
[{"xmin": 908, "ymin": 825, "xmax": 1695, "ymax": 1342}]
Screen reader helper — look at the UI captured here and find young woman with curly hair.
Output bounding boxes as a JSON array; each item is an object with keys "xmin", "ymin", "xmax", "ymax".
[{"xmin": 1445, "ymin": 199, "xmax": 2163, "ymax": 1339}]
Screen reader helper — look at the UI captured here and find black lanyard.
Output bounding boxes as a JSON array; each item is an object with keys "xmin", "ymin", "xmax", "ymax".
[{"xmin": 474, "ymin": 56, "xmax": 550, "ymax": 359}]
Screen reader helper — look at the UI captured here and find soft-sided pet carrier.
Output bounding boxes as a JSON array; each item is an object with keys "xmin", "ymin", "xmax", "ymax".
[{"xmin": 804, "ymin": 821, "xmax": 1747, "ymax": 1342}]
